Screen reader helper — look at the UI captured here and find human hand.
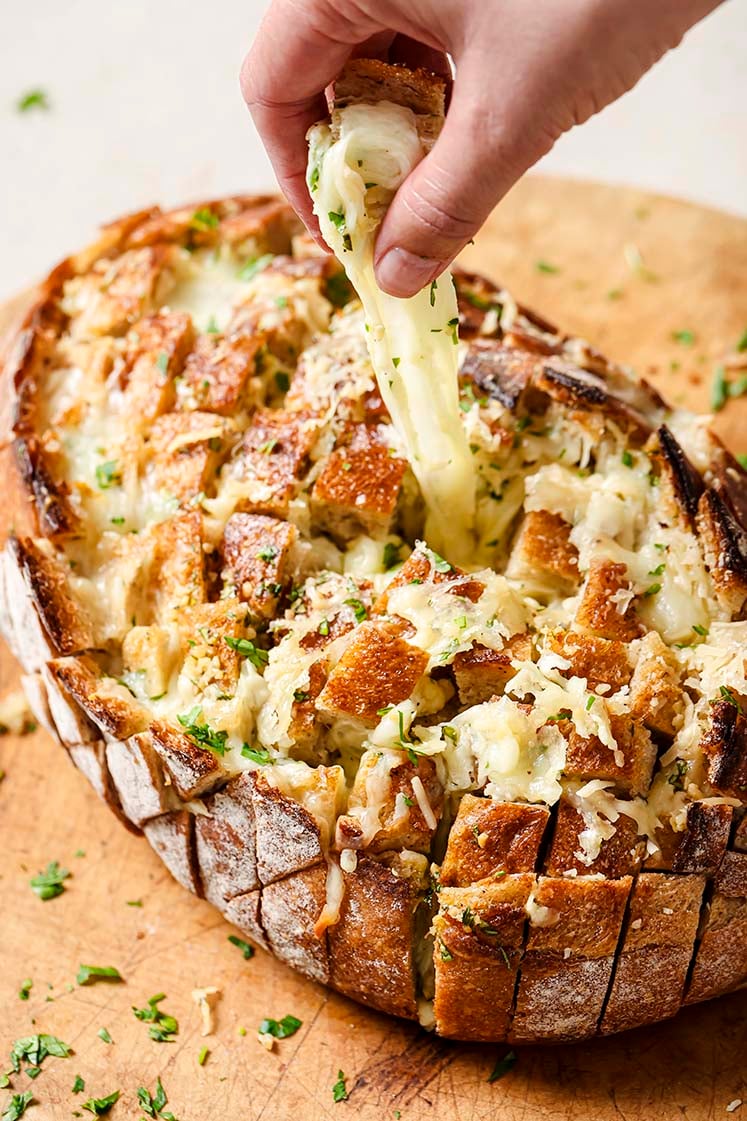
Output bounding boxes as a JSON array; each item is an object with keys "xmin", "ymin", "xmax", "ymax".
[{"xmin": 242, "ymin": 0, "xmax": 723, "ymax": 298}]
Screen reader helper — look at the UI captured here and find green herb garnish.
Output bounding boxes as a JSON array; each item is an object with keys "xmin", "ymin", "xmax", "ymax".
[
  {"xmin": 332, "ymin": 1071, "xmax": 348, "ymax": 1103},
  {"xmin": 81, "ymin": 1091, "xmax": 120, "ymax": 1116},
  {"xmin": 17, "ymin": 89, "xmax": 49, "ymax": 112},
  {"xmin": 132, "ymin": 993, "xmax": 179, "ymax": 1043},
  {"xmin": 76, "ymin": 965, "xmax": 123, "ymax": 987},
  {"xmin": 258, "ymin": 1015, "xmax": 302, "ymax": 1040},
  {"xmin": 535, "ymin": 260, "xmax": 559, "ymax": 274},
  {"xmin": 176, "ymin": 706, "xmax": 229, "ymax": 756},
  {"xmin": 138, "ymin": 1078, "xmax": 177, "ymax": 1120},
  {"xmin": 241, "ymin": 743, "xmax": 271, "ymax": 765},
  {"xmin": 2, "ymin": 1092, "xmax": 33, "ymax": 1121},
  {"xmin": 190, "ymin": 208, "xmax": 219, "ymax": 231},
  {"xmin": 73, "ymin": 1076, "xmax": 85, "ymax": 1094},
  {"xmin": 95, "ymin": 461, "xmax": 121, "ymax": 490},
  {"xmin": 487, "ymin": 1050, "xmax": 517, "ymax": 1083},
  {"xmin": 223, "ymin": 635, "xmax": 270, "ymax": 669},
  {"xmin": 238, "ymin": 253, "xmax": 274, "ymax": 281},
  {"xmin": 18, "ymin": 980, "xmax": 32, "ymax": 1001},
  {"xmin": 228, "ymin": 935, "xmax": 255, "ymax": 960},
  {"xmin": 97, "ymin": 1028, "xmax": 113, "ymax": 1045},
  {"xmin": 30, "ymin": 861, "xmax": 69, "ymax": 901}
]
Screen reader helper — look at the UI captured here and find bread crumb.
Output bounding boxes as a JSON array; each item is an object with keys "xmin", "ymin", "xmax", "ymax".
[
  {"xmin": 662, "ymin": 907, "xmax": 674, "ymax": 915},
  {"xmin": 191, "ymin": 986, "xmax": 221, "ymax": 1036},
  {"xmin": 631, "ymin": 918, "xmax": 643, "ymax": 930},
  {"xmin": 0, "ymin": 689, "xmax": 36, "ymax": 736},
  {"xmin": 726, "ymin": 1101, "xmax": 742, "ymax": 1114}
]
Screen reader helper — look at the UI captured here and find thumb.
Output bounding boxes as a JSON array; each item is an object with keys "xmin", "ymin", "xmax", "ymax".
[{"xmin": 374, "ymin": 65, "xmax": 560, "ymax": 297}]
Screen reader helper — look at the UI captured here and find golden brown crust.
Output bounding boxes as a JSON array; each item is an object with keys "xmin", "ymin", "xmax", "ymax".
[{"xmin": 328, "ymin": 851, "xmax": 427, "ymax": 1019}]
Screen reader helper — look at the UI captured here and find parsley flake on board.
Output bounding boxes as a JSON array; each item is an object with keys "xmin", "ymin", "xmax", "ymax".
[
  {"xmin": 30, "ymin": 861, "xmax": 70, "ymax": 901},
  {"xmin": 2, "ymin": 1091, "xmax": 33, "ymax": 1121},
  {"xmin": 176, "ymin": 706, "xmax": 229, "ymax": 755},
  {"xmin": 9, "ymin": 1034, "xmax": 71, "ymax": 1075},
  {"xmin": 487, "ymin": 1049, "xmax": 517, "ymax": 1082},
  {"xmin": 223, "ymin": 636, "xmax": 269, "ymax": 669},
  {"xmin": 18, "ymin": 980, "xmax": 32, "ymax": 1001},
  {"xmin": 73, "ymin": 1075, "xmax": 86, "ymax": 1094},
  {"xmin": 17, "ymin": 89, "xmax": 49, "ymax": 112},
  {"xmin": 81, "ymin": 1091, "xmax": 120, "ymax": 1116},
  {"xmin": 671, "ymin": 328, "xmax": 696, "ymax": 346},
  {"xmin": 429, "ymin": 279, "xmax": 438, "ymax": 306},
  {"xmin": 76, "ymin": 965, "xmax": 123, "ymax": 987},
  {"xmin": 198, "ymin": 1046, "xmax": 209, "ymax": 1066},
  {"xmin": 382, "ymin": 542, "xmax": 402, "ymax": 570},
  {"xmin": 258, "ymin": 1015, "xmax": 302, "ymax": 1040},
  {"xmin": 535, "ymin": 259, "xmax": 559, "ymax": 274},
  {"xmin": 97, "ymin": 1028, "xmax": 113, "ymax": 1045},
  {"xmin": 138, "ymin": 1078, "xmax": 177, "ymax": 1120},
  {"xmin": 132, "ymin": 994, "xmax": 179, "ymax": 1043},
  {"xmin": 332, "ymin": 1070, "xmax": 349, "ymax": 1103},
  {"xmin": 228, "ymin": 935, "xmax": 255, "ymax": 960}
]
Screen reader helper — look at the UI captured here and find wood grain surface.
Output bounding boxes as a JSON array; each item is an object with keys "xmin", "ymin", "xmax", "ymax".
[{"xmin": 1, "ymin": 176, "xmax": 746, "ymax": 1121}]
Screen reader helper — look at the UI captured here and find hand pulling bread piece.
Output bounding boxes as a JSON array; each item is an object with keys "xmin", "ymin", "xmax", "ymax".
[{"xmin": 2, "ymin": 64, "xmax": 747, "ymax": 1045}]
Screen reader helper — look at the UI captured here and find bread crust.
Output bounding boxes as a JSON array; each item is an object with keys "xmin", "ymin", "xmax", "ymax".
[{"xmin": 1, "ymin": 106, "xmax": 746, "ymax": 1040}]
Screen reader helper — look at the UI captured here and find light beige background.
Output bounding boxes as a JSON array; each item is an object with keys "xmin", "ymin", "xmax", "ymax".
[{"xmin": 0, "ymin": 0, "xmax": 745, "ymax": 301}]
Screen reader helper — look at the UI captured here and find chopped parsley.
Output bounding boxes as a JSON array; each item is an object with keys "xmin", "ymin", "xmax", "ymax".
[
  {"xmin": 429, "ymin": 279, "xmax": 437, "ymax": 307},
  {"xmin": 671, "ymin": 329, "xmax": 695, "ymax": 346},
  {"xmin": 585, "ymin": 695, "xmax": 596, "ymax": 711},
  {"xmin": 17, "ymin": 89, "xmax": 49, "ymax": 112},
  {"xmin": 156, "ymin": 351, "xmax": 169, "ymax": 375},
  {"xmin": 274, "ymin": 370, "xmax": 290, "ymax": 393},
  {"xmin": 667, "ymin": 759, "xmax": 688, "ymax": 792},
  {"xmin": 535, "ymin": 260, "xmax": 559, "ymax": 274},
  {"xmin": 308, "ymin": 165, "xmax": 320, "ymax": 192},
  {"xmin": 425, "ymin": 547, "xmax": 451, "ymax": 574},
  {"xmin": 737, "ymin": 328, "xmax": 747, "ymax": 353},
  {"xmin": 132, "ymin": 993, "xmax": 179, "ymax": 1043},
  {"xmin": 241, "ymin": 743, "xmax": 271, "ymax": 765},
  {"xmin": 97, "ymin": 1028, "xmax": 113, "ymax": 1045},
  {"xmin": 258, "ymin": 438, "xmax": 277, "ymax": 454},
  {"xmin": 30, "ymin": 861, "xmax": 69, "ymax": 901},
  {"xmin": 439, "ymin": 940, "xmax": 453, "ymax": 962},
  {"xmin": 76, "ymin": 965, "xmax": 123, "ymax": 987},
  {"xmin": 487, "ymin": 1049, "xmax": 517, "ymax": 1083},
  {"xmin": 198, "ymin": 1046, "xmax": 209, "ymax": 1066},
  {"xmin": 738, "ymin": 454, "xmax": 747, "ymax": 471},
  {"xmin": 293, "ymin": 689, "xmax": 310, "ymax": 703},
  {"xmin": 717, "ymin": 685, "xmax": 745, "ymax": 714},
  {"xmin": 206, "ymin": 316, "xmax": 219, "ymax": 334},
  {"xmin": 2, "ymin": 1092, "xmax": 33, "ymax": 1121},
  {"xmin": 462, "ymin": 289, "xmax": 500, "ymax": 312},
  {"xmin": 258, "ymin": 1015, "xmax": 302, "ymax": 1039},
  {"xmin": 318, "ymin": 618, "xmax": 330, "ymax": 637},
  {"xmin": 223, "ymin": 636, "xmax": 269, "ymax": 669},
  {"xmin": 643, "ymin": 583, "xmax": 661, "ymax": 597},
  {"xmin": 648, "ymin": 563, "xmax": 666, "ymax": 577},
  {"xmin": 328, "ymin": 210, "xmax": 345, "ymax": 230},
  {"xmin": 238, "ymin": 253, "xmax": 274, "ymax": 281},
  {"xmin": 138, "ymin": 1078, "xmax": 177, "ymax": 1120},
  {"xmin": 176, "ymin": 706, "xmax": 229, "ymax": 755},
  {"xmin": 18, "ymin": 980, "xmax": 32, "ymax": 1001},
  {"xmin": 545, "ymin": 709, "xmax": 572, "ymax": 724},
  {"xmin": 95, "ymin": 460, "xmax": 121, "ymax": 490},
  {"xmin": 228, "ymin": 935, "xmax": 255, "ymax": 960},
  {"xmin": 447, "ymin": 316, "xmax": 459, "ymax": 344},
  {"xmin": 190, "ymin": 207, "xmax": 219, "ymax": 231},
  {"xmin": 692, "ymin": 623, "xmax": 709, "ymax": 637},
  {"xmin": 9, "ymin": 1034, "xmax": 71, "ymax": 1074},
  {"xmin": 257, "ymin": 545, "xmax": 279, "ymax": 562},
  {"xmin": 73, "ymin": 1076, "xmax": 86, "ymax": 1094},
  {"xmin": 344, "ymin": 598, "xmax": 367, "ymax": 623},
  {"xmin": 332, "ymin": 1070, "xmax": 349, "ymax": 1103},
  {"xmin": 621, "ymin": 450, "xmax": 634, "ymax": 468},
  {"xmin": 382, "ymin": 542, "xmax": 402, "ymax": 570},
  {"xmin": 126, "ymin": 899, "xmax": 143, "ymax": 907},
  {"xmin": 81, "ymin": 1091, "xmax": 120, "ymax": 1116}
]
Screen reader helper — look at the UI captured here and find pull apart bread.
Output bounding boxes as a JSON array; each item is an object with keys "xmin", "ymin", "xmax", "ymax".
[{"xmin": 2, "ymin": 60, "xmax": 746, "ymax": 1043}]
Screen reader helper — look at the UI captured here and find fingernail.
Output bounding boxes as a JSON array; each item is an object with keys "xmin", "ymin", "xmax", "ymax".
[{"xmin": 375, "ymin": 247, "xmax": 442, "ymax": 298}]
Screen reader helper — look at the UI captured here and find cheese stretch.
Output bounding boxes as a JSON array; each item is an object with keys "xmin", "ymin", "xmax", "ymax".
[{"xmin": 307, "ymin": 102, "xmax": 476, "ymax": 564}]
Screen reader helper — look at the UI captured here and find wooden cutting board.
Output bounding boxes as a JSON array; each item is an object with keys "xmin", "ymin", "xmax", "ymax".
[{"xmin": 1, "ymin": 176, "xmax": 746, "ymax": 1121}]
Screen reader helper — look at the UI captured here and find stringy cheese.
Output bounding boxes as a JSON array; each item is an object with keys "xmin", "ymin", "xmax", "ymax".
[{"xmin": 307, "ymin": 102, "xmax": 476, "ymax": 563}]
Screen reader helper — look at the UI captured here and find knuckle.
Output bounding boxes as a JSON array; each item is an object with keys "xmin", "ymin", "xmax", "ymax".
[{"xmin": 400, "ymin": 176, "xmax": 477, "ymax": 245}]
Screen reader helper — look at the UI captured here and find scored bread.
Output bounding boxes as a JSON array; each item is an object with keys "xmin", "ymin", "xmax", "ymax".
[{"xmin": 1, "ymin": 61, "xmax": 746, "ymax": 1043}]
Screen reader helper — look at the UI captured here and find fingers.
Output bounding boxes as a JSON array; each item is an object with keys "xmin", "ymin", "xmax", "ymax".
[
  {"xmin": 240, "ymin": 0, "xmax": 379, "ymax": 232},
  {"xmin": 374, "ymin": 62, "xmax": 558, "ymax": 297}
]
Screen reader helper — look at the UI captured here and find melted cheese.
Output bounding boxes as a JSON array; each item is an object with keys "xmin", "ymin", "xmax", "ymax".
[{"xmin": 308, "ymin": 103, "xmax": 476, "ymax": 562}]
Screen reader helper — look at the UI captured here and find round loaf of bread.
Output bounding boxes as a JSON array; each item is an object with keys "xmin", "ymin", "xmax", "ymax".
[{"xmin": 1, "ymin": 195, "xmax": 745, "ymax": 1042}]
